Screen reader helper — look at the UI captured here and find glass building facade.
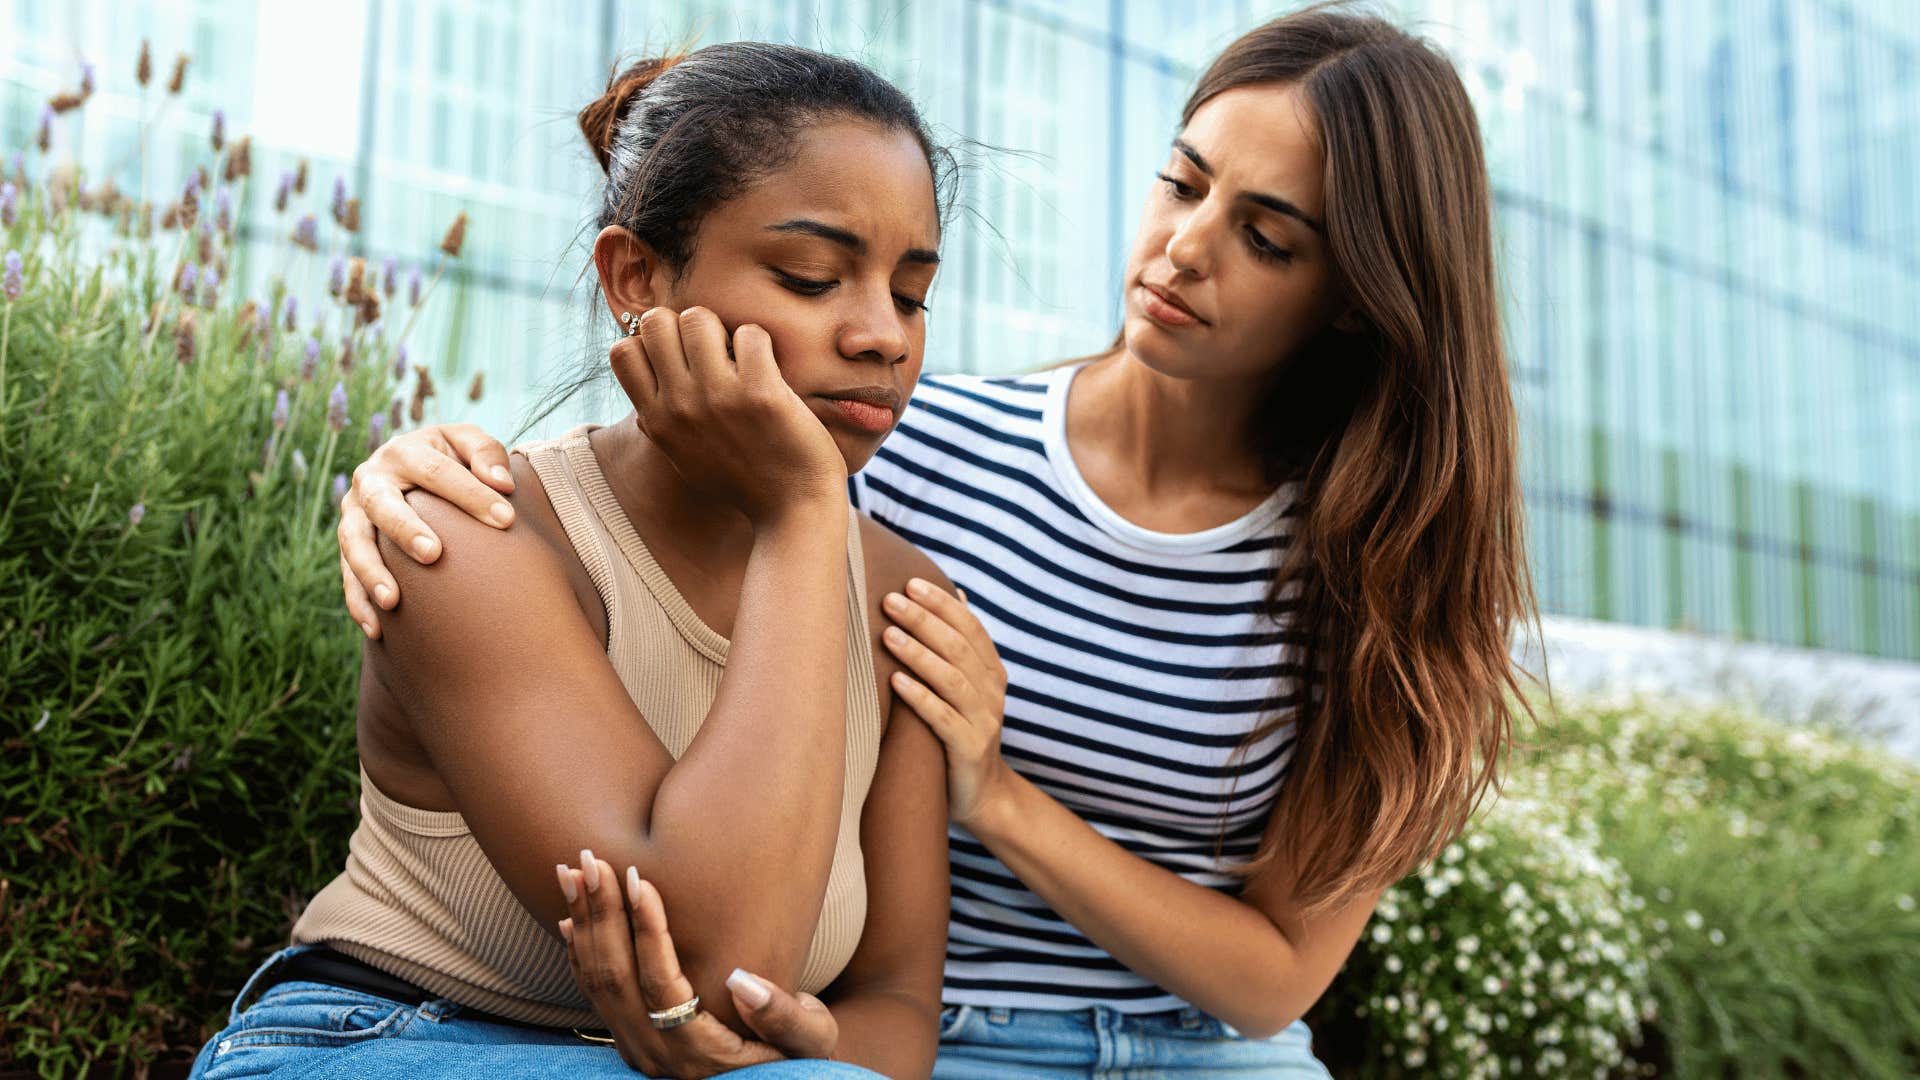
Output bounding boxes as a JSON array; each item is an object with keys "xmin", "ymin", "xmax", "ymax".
[{"xmin": 6, "ymin": 0, "xmax": 1916, "ymax": 662}]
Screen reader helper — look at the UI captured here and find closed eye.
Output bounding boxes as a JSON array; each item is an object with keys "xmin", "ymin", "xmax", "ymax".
[
  {"xmin": 893, "ymin": 293, "xmax": 929, "ymax": 315},
  {"xmin": 1156, "ymin": 171, "xmax": 1199, "ymax": 200},
  {"xmin": 772, "ymin": 268, "xmax": 835, "ymax": 296},
  {"xmin": 1244, "ymin": 226, "xmax": 1293, "ymax": 264}
]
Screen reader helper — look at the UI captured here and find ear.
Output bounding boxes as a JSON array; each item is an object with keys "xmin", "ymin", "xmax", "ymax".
[{"xmin": 592, "ymin": 225, "xmax": 671, "ymax": 324}]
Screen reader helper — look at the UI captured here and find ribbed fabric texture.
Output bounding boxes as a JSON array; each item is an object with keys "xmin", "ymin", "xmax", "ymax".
[{"xmin": 293, "ymin": 424, "xmax": 882, "ymax": 1026}]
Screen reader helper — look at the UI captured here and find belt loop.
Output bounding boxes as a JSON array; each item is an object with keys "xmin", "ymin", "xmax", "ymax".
[
  {"xmin": 1179, "ymin": 1005, "xmax": 1203, "ymax": 1030},
  {"xmin": 229, "ymin": 943, "xmax": 314, "ymax": 1022},
  {"xmin": 986, "ymin": 1005, "xmax": 1012, "ymax": 1026}
]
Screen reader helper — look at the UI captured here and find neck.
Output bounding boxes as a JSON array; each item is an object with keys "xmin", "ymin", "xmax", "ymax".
[
  {"xmin": 597, "ymin": 413, "xmax": 759, "ymax": 557},
  {"xmin": 1070, "ymin": 350, "xmax": 1274, "ymax": 500}
]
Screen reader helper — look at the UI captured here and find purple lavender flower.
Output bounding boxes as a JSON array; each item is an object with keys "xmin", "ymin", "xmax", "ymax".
[
  {"xmin": 301, "ymin": 338, "xmax": 320, "ymax": 381},
  {"xmin": 331, "ymin": 177, "xmax": 348, "ymax": 223},
  {"xmin": 2, "ymin": 251, "xmax": 21, "ymax": 301},
  {"xmin": 274, "ymin": 171, "xmax": 293, "ymax": 214},
  {"xmin": 36, "ymin": 106, "xmax": 52, "ymax": 153},
  {"xmin": 327, "ymin": 254, "xmax": 345, "ymax": 297},
  {"xmin": 292, "ymin": 213, "xmax": 318, "ymax": 251},
  {"xmin": 198, "ymin": 266, "xmax": 219, "ymax": 308},
  {"xmin": 183, "ymin": 171, "xmax": 202, "ymax": 197},
  {"xmin": 262, "ymin": 433, "xmax": 276, "ymax": 465},
  {"xmin": 291, "ymin": 448, "xmax": 309, "ymax": 482},
  {"xmin": 326, "ymin": 381, "xmax": 349, "ymax": 431},
  {"xmin": 280, "ymin": 295, "xmax": 298, "ymax": 332},
  {"xmin": 214, "ymin": 186, "xmax": 233, "ymax": 234},
  {"xmin": 80, "ymin": 61, "xmax": 96, "ymax": 96},
  {"xmin": 407, "ymin": 265, "xmax": 422, "ymax": 307},
  {"xmin": 176, "ymin": 263, "xmax": 198, "ymax": 297},
  {"xmin": 367, "ymin": 412, "xmax": 386, "ymax": 452},
  {"xmin": 129, "ymin": 502, "xmax": 146, "ymax": 526},
  {"xmin": 392, "ymin": 344, "xmax": 408, "ymax": 379},
  {"xmin": 272, "ymin": 388, "xmax": 290, "ymax": 430},
  {"xmin": 0, "ymin": 183, "xmax": 14, "ymax": 228},
  {"xmin": 210, "ymin": 109, "xmax": 225, "ymax": 152},
  {"xmin": 331, "ymin": 473, "xmax": 349, "ymax": 508},
  {"xmin": 380, "ymin": 255, "xmax": 398, "ymax": 299}
]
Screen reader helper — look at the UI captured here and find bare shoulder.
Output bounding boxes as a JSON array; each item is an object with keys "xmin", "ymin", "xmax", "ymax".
[{"xmin": 857, "ymin": 512, "xmax": 953, "ymax": 599}]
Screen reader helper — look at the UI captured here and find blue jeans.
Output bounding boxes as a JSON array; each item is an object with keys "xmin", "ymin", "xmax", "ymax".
[
  {"xmin": 931, "ymin": 1003, "xmax": 1332, "ymax": 1079},
  {"xmin": 188, "ymin": 944, "xmax": 881, "ymax": 1079}
]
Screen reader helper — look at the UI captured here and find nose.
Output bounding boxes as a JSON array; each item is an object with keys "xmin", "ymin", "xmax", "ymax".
[
  {"xmin": 838, "ymin": 285, "xmax": 912, "ymax": 365},
  {"xmin": 1165, "ymin": 199, "xmax": 1219, "ymax": 279}
]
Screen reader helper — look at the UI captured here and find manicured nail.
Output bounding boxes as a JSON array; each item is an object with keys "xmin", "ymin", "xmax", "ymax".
[
  {"xmin": 907, "ymin": 578, "xmax": 929, "ymax": 597},
  {"xmin": 728, "ymin": 968, "xmax": 772, "ymax": 1009},
  {"xmin": 489, "ymin": 502, "xmax": 513, "ymax": 526},
  {"xmin": 491, "ymin": 466, "xmax": 512, "ymax": 485},
  {"xmin": 883, "ymin": 592, "xmax": 907, "ymax": 611},
  {"xmin": 626, "ymin": 866, "xmax": 642, "ymax": 908},
  {"xmin": 411, "ymin": 535, "xmax": 434, "ymax": 559},
  {"xmin": 359, "ymin": 621, "xmax": 376, "ymax": 638},
  {"xmin": 580, "ymin": 850, "xmax": 599, "ymax": 892},
  {"xmin": 373, "ymin": 584, "xmax": 392, "ymax": 606},
  {"xmin": 555, "ymin": 864, "xmax": 577, "ymax": 903},
  {"xmin": 558, "ymin": 917, "xmax": 573, "ymax": 942},
  {"xmin": 884, "ymin": 627, "xmax": 906, "ymax": 646}
]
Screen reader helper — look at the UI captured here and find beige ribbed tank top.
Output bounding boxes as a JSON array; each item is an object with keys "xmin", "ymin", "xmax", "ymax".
[{"xmin": 292, "ymin": 424, "xmax": 882, "ymax": 1027}]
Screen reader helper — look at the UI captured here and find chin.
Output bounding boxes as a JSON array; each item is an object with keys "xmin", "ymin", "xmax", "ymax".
[{"xmin": 1119, "ymin": 314, "xmax": 1216, "ymax": 381}]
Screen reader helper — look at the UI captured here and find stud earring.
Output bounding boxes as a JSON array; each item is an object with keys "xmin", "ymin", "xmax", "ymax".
[{"xmin": 619, "ymin": 311, "xmax": 640, "ymax": 336}]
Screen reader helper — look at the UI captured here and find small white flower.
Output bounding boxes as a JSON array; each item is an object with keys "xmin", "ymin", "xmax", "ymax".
[
  {"xmin": 1897, "ymin": 895, "xmax": 1916, "ymax": 913},
  {"xmin": 1683, "ymin": 910, "xmax": 1704, "ymax": 931},
  {"xmin": 1708, "ymin": 929, "xmax": 1726, "ymax": 946}
]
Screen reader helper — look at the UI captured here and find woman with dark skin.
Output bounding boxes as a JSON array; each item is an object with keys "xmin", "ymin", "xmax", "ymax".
[
  {"xmin": 337, "ymin": 11, "xmax": 1535, "ymax": 1077},
  {"xmin": 191, "ymin": 45, "xmax": 959, "ymax": 1080}
]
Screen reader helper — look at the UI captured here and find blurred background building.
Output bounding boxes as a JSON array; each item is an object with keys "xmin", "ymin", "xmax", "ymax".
[{"xmin": 6, "ymin": 0, "xmax": 1917, "ymax": 732}]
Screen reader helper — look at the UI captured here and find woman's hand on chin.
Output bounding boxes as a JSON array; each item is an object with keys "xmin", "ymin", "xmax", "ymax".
[
  {"xmin": 556, "ymin": 854, "xmax": 839, "ymax": 1078},
  {"xmin": 339, "ymin": 423, "xmax": 515, "ymax": 638},
  {"xmin": 612, "ymin": 307, "xmax": 847, "ymax": 529}
]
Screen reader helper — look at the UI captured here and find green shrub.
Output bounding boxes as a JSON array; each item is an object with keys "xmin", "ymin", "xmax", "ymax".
[
  {"xmin": 1525, "ymin": 699, "xmax": 1920, "ymax": 1079},
  {"xmin": 1, "ymin": 105, "xmax": 457, "ymax": 1076},
  {"xmin": 1309, "ymin": 793, "xmax": 1659, "ymax": 1079}
]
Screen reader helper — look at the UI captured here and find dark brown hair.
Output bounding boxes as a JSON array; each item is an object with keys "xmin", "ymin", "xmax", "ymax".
[
  {"xmin": 1197, "ymin": 7, "xmax": 1539, "ymax": 914},
  {"xmin": 523, "ymin": 42, "xmax": 955, "ymax": 434}
]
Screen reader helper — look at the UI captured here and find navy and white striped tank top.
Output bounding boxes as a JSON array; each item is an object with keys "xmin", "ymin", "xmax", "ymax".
[{"xmin": 849, "ymin": 363, "xmax": 1304, "ymax": 1013}]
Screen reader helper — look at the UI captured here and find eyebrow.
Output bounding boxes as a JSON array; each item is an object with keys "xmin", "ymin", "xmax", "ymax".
[
  {"xmin": 1173, "ymin": 140, "xmax": 1326, "ymax": 235},
  {"xmin": 766, "ymin": 218, "xmax": 941, "ymax": 266}
]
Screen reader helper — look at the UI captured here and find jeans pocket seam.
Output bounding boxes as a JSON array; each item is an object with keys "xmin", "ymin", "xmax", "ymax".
[{"xmin": 217, "ymin": 1004, "xmax": 409, "ymax": 1051}]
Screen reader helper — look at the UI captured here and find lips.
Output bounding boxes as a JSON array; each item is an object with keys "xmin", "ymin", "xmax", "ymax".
[
  {"xmin": 1140, "ymin": 281, "xmax": 1206, "ymax": 325},
  {"xmin": 817, "ymin": 385, "xmax": 902, "ymax": 435}
]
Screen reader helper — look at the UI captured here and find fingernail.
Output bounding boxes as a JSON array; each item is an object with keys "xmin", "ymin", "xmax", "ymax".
[
  {"xmin": 556, "ymin": 864, "xmax": 577, "ymax": 903},
  {"xmin": 883, "ymin": 592, "xmax": 906, "ymax": 611},
  {"xmin": 491, "ymin": 466, "xmax": 512, "ymax": 485},
  {"xmin": 373, "ymin": 584, "xmax": 392, "ymax": 606},
  {"xmin": 359, "ymin": 621, "xmax": 375, "ymax": 638},
  {"xmin": 580, "ymin": 850, "xmax": 599, "ymax": 892},
  {"xmin": 558, "ymin": 917, "xmax": 573, "ymax": 942},
  {"xmin": 728, "ymin": 968, "xmax": 772, "ymax": 1009},
  {"xmin": 411, "ymin": 535, "xmax": 434, "ymax": 559},
  {"xmin": 884, "ymin": 626, "xmax": 906, "ymax": 645},
  {"xmin": 489, "ymin": 502, "xmax": 514, "ymax": 526},
  {"xmin": 626, "ymin": 866, "xmax": 642, "ymax": 908},
  {"xmin": 907, "ymin": 578, "xmax": 929, "ymax": 597}
]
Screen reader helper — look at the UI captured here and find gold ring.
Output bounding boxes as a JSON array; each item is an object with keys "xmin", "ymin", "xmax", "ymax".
[{"xmin": 648, "ymin": 994, "xmax": 701, "ymax": 1030}]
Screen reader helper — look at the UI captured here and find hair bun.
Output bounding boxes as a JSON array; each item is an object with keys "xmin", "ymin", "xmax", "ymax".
[{"xmin": 579, "ymin": 54, "xmax": 684, "ymax": 176}]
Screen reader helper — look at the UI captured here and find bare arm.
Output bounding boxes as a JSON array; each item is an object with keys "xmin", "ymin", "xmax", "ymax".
[
  {"xmin": 884, "ymin": 581, "xmax": 1377, "ymax": 1037},
  {"xmin": 815, "ymin": 698, "xmax": 949, "ymax": 1079},
  {"xmin": 374, "ymin": 481, "xmax": 850, "ymax": 1032}
]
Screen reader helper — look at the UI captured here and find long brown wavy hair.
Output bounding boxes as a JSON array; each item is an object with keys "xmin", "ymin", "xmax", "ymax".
[{"xmin": 1198, "ymin": 7, "xmax": 1540, "ymax": 914}]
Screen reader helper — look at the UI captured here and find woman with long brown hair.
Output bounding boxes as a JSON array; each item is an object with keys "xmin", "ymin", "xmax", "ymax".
[{"xmin": 336, "ymin": 8, "xmax": 1534, "ymax": 1075}]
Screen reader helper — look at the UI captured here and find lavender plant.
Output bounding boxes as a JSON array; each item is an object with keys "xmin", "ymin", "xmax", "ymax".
[{"xmin": 0, "ymin": 50, "xmax": 466, "ymax": 1076}]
